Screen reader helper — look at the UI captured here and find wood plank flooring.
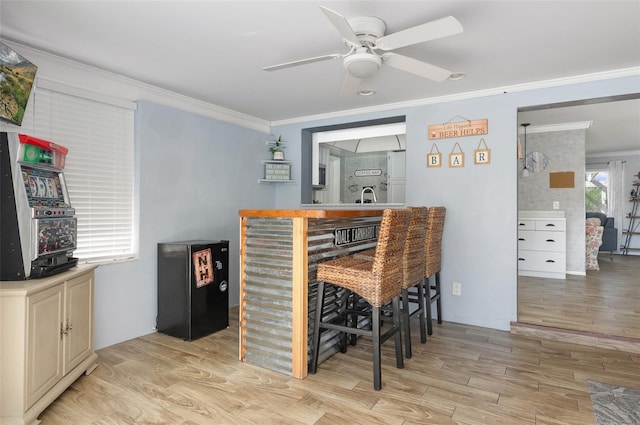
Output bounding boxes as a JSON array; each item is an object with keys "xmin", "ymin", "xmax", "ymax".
[
  {"xmin": 39, "ymin": 307, "xmax": 640, "ymax": 424},
  {"xmin": 518, "ymin": 254, "xmax": 640, "ymax": 339}
]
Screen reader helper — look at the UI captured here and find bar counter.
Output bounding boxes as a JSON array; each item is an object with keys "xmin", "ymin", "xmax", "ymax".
[{"xmin": 238, "ymin": 209, "xmax": 385, "ymax": 378}]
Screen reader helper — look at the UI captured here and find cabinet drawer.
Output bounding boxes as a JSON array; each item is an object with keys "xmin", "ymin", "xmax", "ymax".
[
  {"xmin": 518, "ymin": 230, "xmax": 566, "ymax": 252},
  {"xmin": 517, "ymin": 220, "xmax": 536, "ymax": 230},
  {"xmin": 518, "ymin": 250, "xmax": 566, "ymax": 273},
  {"xmin": 535, "ymin": 219, "xmax": 566, "ymax": 232}
]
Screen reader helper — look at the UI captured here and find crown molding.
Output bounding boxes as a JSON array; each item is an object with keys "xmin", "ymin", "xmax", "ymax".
[
  {"xmin": 271, "ymin": 67, "xmax": 640, "ymax": 127},
  {"xmin": 586, "ymin": 150, "xmax": 640, "ymax": 159},
  {"xmin": 520, "ymin": 121, "xmax": 593, "ymax": 134},
  {"xmin": 4, "ymin": 36, "xmax": 637, "ymax": 134},
  {"xmin": 1, "ymin": 38, "xmax": 271, "ymax": 134}
]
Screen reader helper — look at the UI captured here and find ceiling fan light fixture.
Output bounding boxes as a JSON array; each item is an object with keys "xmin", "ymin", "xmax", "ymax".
[
  {"xmin": 357, "ymin": 89, "xmax": 376, "ymax": 96},
  {"xmin": 343, "ymin": 53, "xmax": 381, "ymax": 79},
  {"xmin": 448, "ymin": 72, "xmax": 466, "ymax": 80}
]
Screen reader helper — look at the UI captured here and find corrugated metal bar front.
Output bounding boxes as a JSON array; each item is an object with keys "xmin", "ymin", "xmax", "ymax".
[
  {"xmin": 241, "ymin": 214, "xmax": 382, "ymax": 376},
  {"xmin": 243, "ymin": 217, "xmax": 294, "ymax": 375}
]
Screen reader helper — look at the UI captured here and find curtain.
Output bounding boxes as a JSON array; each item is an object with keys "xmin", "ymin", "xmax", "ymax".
[{"xmin": 608, "ymin": 160, "xmax": 625, "ymax": 252}]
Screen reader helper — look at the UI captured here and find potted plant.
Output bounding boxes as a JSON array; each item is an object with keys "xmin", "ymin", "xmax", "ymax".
[{"xmin": 269, "ymin": 136, "xmax": 285, "ymax": 160}]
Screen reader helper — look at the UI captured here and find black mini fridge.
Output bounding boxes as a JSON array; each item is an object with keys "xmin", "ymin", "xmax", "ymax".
[{"xmin": 157, "ymin": 240, "xmax": 229, "ymax": 340}]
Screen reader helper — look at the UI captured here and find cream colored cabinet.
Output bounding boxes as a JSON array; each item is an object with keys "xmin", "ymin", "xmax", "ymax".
[
  {"xmin": 1, "ymin": 266, "xmax": 98, "ymax": 425},
  {"xmin": 25, "ymin": 284, "xmax": 65, "ymax": 410}
]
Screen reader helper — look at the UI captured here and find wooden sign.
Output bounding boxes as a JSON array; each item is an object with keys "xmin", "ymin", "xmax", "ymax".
[
  {"xmin": 474, "ymin": 139, "xmax": 491, "ymax": 165},
  {"xmin": 449, "ymin": 142, "xmax": 464, "ymax": 168},
  {"xmin": 426, "ymin": 143, "xmax": 442, "ymax": 168},
  {"xmin": 193, "ymin": 248, "xmax": 214, "ymax": 288},
  {"xmin": 429, "ymin": 118, "xmax": 488, "ymax": 140}
]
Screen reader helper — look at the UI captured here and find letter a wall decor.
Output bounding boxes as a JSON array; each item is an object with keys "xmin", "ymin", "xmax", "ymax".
[{"xmin": 449, "ymin": 142, "xmax": 464, "ymax": 168}]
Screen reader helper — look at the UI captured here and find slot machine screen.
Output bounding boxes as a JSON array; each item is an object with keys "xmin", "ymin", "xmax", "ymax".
[{"xmin": 20, "ymin": 165, "xmax": 70, "ymax": 208}]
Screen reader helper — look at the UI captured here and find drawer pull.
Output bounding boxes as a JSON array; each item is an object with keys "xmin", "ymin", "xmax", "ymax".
[
  {"xmin": 519, "ymin": 223, "xmax": 526, "ymax": 226},
  {"xmin": 545, "ymin": 223, "xmax": 556, "ymax": 227},
  {"xmin": 518, "ymin": 258, "xmax": 525, "ymax": 261},
  {"xmin": 545, "ymin": 239, "xmax": 556, "ymax": 242},
  {"xmin": 545, "ymin": 260, "xmax": 555, "ymax": 263},
  {"xmin": 518, "ymin": 238, "xmax": 525, "ymax": 241}
]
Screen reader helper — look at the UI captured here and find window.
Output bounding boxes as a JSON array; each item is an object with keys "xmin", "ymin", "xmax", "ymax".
[
  {"xmin": 585, "ymin": 170, "xmax": 608, "ymax": 214},
  {"xmin": 18, "ymin": 85, "xmax": 136, "ymax": 263}
]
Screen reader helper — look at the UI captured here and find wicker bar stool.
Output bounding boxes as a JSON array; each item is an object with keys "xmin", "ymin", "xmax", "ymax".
[
  {"xmin": 354, "ymin": 206, "xmax": 428, "ymax": 358},
  {"xmin": 424, "ymin": 206, "xmax": 446, "ymax": 335},
  {"xmin": 309, "ymin": 208, "xmax": 410, "ymax": 391}
]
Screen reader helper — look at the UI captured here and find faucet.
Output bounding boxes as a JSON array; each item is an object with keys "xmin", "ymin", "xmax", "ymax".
[{"xmin": 360, "ymin": 186, "xmax": 377, "ymax": 204}]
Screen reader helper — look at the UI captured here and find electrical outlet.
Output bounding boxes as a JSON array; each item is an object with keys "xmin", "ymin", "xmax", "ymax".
[
  {"xmin": 553, "ymin": 201, "xmax": 560, "ymax": 210},
  {"xmin": 452, "ymin": 282, "xmax": 462, "ymax": 296}
]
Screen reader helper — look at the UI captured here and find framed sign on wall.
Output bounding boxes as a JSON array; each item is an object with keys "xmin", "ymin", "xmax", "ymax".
[
  {"xmin": 474, "ymin": 138, "xmax": 491, "ymax": 165},
  {"xmin": 427, "ymin": 143, "xmax": 442, "ymax": 168},
  {"xmin": 449, "ymin": 142, "xmax": 464, "ymax": 168}
]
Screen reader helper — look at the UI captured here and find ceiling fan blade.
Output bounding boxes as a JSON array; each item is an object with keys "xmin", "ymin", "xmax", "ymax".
[
  {"xmin": 383, "ymin": 53, "xmax": 453, "ymax": 81},
  {"xmin": 262, "ymin": 54, "xmax": 341, "ymax": 71},
  {"xmin": 375, "ymin": 16, "xmax": 463, "ymax": 51},
  {"xmin": 320, "ymin": 6, "xmax": 360, "ymax": 46},
  {"xmin": 340, "ymin": 72, "xmax": 362, "ymax": 95}
]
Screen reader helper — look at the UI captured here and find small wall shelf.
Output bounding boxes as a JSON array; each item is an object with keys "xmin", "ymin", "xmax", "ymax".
[{"xmin": 259, "ymin": 160, "xmax": 295, "ymax": 184}]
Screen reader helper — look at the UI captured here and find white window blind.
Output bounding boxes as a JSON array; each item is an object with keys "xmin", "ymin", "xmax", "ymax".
[{"xmin": 24, "ymin": 87, "xmax": 136, "ymax": 262}]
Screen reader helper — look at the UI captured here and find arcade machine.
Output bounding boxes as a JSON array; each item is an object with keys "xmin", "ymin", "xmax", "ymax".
[{"xmin": 0, "ymin": 132, "xmax": 78, "ymax": 280}]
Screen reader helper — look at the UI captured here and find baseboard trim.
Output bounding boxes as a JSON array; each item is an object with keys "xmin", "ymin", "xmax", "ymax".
[{"xmin": 510, "ymin": 321, "xmax": 640, "ymax": 354}]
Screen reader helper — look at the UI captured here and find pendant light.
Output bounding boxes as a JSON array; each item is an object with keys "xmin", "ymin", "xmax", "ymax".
[{"xmin": 521, "ymin": 123, "xmax": 530, "ymax": 177}]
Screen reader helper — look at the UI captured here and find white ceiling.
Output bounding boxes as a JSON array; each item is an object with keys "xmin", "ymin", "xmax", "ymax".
[
  {"xmin": 1, "ymin": 1, "xmax": 639, "ymax": 152},
  {"xmin": 520, "ymin": 96, "xmax": 640, "ymax": 156}
]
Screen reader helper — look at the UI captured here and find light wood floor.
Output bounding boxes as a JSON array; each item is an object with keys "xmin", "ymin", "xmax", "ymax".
[
  {"xmin": 518, "ymin": 254, "xmax": 640, "ymax": 340},
  {"xmin": 39, "ymin": 307, "xmax": 640, "ymax": 424}
]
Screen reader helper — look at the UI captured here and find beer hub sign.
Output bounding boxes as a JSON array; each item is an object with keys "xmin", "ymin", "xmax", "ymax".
[{"xmin": 428, "ymin": 119, "xmax": 488, "ymax": 140}]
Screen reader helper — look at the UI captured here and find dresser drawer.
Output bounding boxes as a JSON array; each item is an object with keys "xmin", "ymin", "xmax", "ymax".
[
  {"xmin": 518, "ymin": 230, "xmax": 566, "ymax": 252},
  {"xmin": 535, "ymin": 219, "xmax": 566, "ymax": 232},
  {"xmin": 517, "ymin": 220, "xmax": 536, "ymax": 231},
  {"xmin": 518, "ymin": 250, "xmax": 566, "ymax": 273}
]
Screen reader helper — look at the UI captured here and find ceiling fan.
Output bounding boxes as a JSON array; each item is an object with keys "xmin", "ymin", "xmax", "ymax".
[{"xmin": 263, "ymin": 6, "xmax": 464, "ymax": 94}]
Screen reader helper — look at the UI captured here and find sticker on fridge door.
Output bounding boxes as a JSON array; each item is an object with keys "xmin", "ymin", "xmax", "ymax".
[{"xmin": 193, "ymin": 248, "xmax": 214, "ymax": 288}]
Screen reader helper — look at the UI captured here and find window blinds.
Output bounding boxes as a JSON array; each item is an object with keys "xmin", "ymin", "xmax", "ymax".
[{"xmin": 23, "ymin": 87, "xmax": 136, "ymax": 262}]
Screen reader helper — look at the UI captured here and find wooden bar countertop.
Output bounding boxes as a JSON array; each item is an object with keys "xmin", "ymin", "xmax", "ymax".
[{"xmin": 238, "ymin": 208, "xmax": 386, "ymax": 218}]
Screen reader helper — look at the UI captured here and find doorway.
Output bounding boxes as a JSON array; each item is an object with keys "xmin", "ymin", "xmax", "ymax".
[{"xmin": 516, "ymin": 94, "xmax": 640, "ymax": 339}]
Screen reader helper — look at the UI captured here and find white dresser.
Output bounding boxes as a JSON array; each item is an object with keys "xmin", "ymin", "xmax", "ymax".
[{"xmin": 518, "ymin": 211, "xmax": 566, "ymax": 279}]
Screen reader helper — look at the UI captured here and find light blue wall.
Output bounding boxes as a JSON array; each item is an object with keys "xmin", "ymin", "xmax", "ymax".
[
  {"xmin": 93, "ymin": 101, "xmax": 274, "ymax": 349},
  {"xmin": 93, "ymin": 76, "xmax": 638, "ymax": 348},
  {"xmin": 271, "ymin": 75, "xmax": 640, "ymax": 331}
]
